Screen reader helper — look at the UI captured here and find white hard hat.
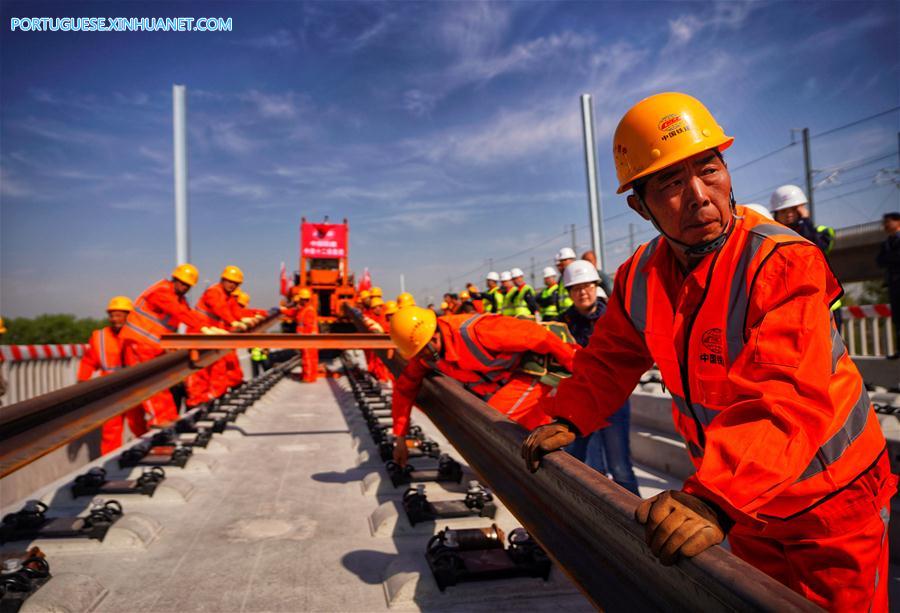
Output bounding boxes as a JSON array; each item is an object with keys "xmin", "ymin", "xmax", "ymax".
[
  {"xmin": 499, "ymin": 270, "xmax": 512, "ymax": 282},
  {"xmin": 770, "ymin": 185, "xmax": 807, "ymax": 213},
  {"xmin": 542, "ymin": 266, "xmax": 558, "ymax": 279},
  {"xmin": 510, "ymin": 267, "xmax": 525, "ymax": 279},
  {"xmin": 555, "ymin": 247, "xmax": 576, "ymax": 262},
  {"xmin": 562, "ymin": 260, "xmax": 600, "ymax": 288},
  {"xmin": 743, "ymin": 203, "xmax": 773, "ymax": 220},
  {"xmin": 486, "ymin": 271, "xmax": 500, "ymax": 282},
  {"xmin": 597, "ymin": 286, "xmax": 609, "ymax": 300}
]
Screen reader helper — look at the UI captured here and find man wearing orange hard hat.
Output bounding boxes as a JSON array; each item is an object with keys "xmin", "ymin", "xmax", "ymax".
[
  {"xmin": 120, "ymin": 264, "xmax": 226, "ymax": 425},
  {"xmin": 295, "ymin": 288, "xmax": 319, "ymax": 383},
  {"xmin": 78, "ymin": 296, "xmax": 148, "ymax": 454},
  {"xmin": 521, "ymin": 92, "xmax": 893, "ymax": 611}
]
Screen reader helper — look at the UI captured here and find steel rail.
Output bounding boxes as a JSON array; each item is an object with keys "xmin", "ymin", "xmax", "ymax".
[
  {"xmin": 0, "ymin": 313, "xmax": 281, "ymax": 478},
  {"xmin": 160, "ymin": 333, "xmax": 394, "ymax": 350},
  {"xmin": 346, "ymin": 307, "xmax": 820, "ymax": 612}
]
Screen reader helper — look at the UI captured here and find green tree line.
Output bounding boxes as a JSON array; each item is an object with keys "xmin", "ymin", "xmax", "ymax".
[{"xmin": 2, "ymin": 314, "xmax": 106, "ymax": 345}]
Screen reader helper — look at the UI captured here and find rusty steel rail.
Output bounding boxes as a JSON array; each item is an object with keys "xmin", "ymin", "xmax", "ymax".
[
  {"xmin": 160, "ymin": 332, "xmax": 394, "ymax": 350},
  {"xmin": 346, "ymin": 307, "xmax": 819, "ymax": 612},
  {"xmin": 0, "ymin": 312, "xmax": 281, "ymax": 478}
]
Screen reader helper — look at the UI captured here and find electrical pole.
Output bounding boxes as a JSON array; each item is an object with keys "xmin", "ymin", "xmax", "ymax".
[
  {"xmin": 400, "ymin": 273, "xmax": 405, "ymax": 294},
  {"xmin": 570, "ymin": 224, "xmax": 577, "ymax": 252},
  {"xmin": 173, "ymin": 84, "xmax": 189, "ymax": 265},
  {"xmin": 580, "ymin": 94, "xmax": 606, "ymax": 269},
  {"xmin": 530, "ymin": 256, "xmax": 536, "ymax": 288},
  {"xmin": 802, "ymin": 127, "xmax": 815, "ymax": 225},
  {"xmin": 628, "ymin": 223, "xmax": 636, "ymax": 254},
  {"xmin": 488, "ymin": 257, "xmax": 494, "ymax": 274}
]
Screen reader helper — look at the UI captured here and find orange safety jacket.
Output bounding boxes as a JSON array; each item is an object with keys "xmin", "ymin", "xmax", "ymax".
[
  {"xmin": 549, "ymin": 206, "xmax": 886, "ymax": 526},
  {"xmin": 297, "ymin": 304, "xmax": 318, "ymax": 334},
  {"xmin": 391, "ymin": 313, "xmax": 576, "ymax": 436},
  {"xmin": 194, "ymin": 283, "xmax": 240, "ymax": 331},
  {"xmin": 120, "ymin": 279, "xmax": 210, "ymax": 350},
  {"xmin": 77, "ymin": 326, "xmax": 124, "ymax": 380}
]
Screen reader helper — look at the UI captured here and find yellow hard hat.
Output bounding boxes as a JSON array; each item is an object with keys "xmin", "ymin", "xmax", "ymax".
[
  {"xmin": 370, "ymin": 286, "xmax": 383, "ymax": 297},
  {"xmin": 384, "ymin": 300, "xmax": 399, "ymax": 316},
  {"xmin": 396, "ymin": 292, "xmax": 415, "ymax": 308},
  {"xmin": 297, "ymin": 287, "xmax": 312, "ymax": 300},
  {"xmin": 235, "ymin": 290, "xmax": 250, "ymax": 307},
  {"xmin": 359, "ymin": 289, "xmax": 371, "ymax": 301},
  {"xmin": 0, "ymin": 316, "xmax": 6, "ymax": 335},
  {"xmin": 440, "ymin": 301, "xmax": 449, "ymax": 310},
  {"xmin": 221, "ymin": 265, "xmax": 244, "ymax": 283},
  {"xmin": 370, "ymin": 297, "xmax": 385, "ymax": 308},
  {"xmin": 459, "ymin": 290, "xmax": 470, "ymax": 301},
  {"xmin": 106, "ymin": 296, "xmax": 134, "ymax": 312},
  {"xmin": 613, "ymin": 92, "xmax": 733, "ymax": 194},
  {"xmin": 389, "ymin": 306, "xmax": 437, "ymax": 359},
  {"xmin": 172, "ymin": 263, "xmax": 199, "ymax": 286}
]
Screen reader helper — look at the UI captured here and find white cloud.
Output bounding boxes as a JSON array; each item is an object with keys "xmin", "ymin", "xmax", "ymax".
[
  {"xmin": 241, "ymin": 29, "xmax": 295, "ymax": 50},
  {"xmin": 192, "ymin": 174, "xmax": 271, "ymax": 201},
  {"xmin": 242, "ymin": 90, "xmax": 301, "ymax": 119},
  {"xmin": 665, "ymin": 3, "xmax": 755, "ymax": 48}
]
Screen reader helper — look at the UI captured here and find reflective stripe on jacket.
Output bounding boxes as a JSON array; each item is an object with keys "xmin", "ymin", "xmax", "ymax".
[
  {"xmin": 504, "ymin": 284, "xmax": 535, "ymax": 318},
  {"xmin": 120, "ymin": 279, "xmax": 208, "ymax": 349},
  {"xmin": 77, "ymin": 327, "xmax": 124, "ymax": 380}
]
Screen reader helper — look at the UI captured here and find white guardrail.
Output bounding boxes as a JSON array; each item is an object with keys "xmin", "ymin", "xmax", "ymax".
[
  {"xmin": 841, "ymin": 304, "xmax": 895, "ymax": 357},
  {"xmin": 0, "ymin": 344, "xmax": 253, "ymax": 406}
]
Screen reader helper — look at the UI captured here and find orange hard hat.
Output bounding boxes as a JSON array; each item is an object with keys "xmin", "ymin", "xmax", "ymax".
[
  {"xmin": 235, "ymin": 290, "xmax": 250, "ymax": 307},
  {"xmin": 370, "ymin": 297, "xmax": 385, "ymax": 308},
  {"xmin": 359, "ymin": 289, "xmax": 371, "ymax": 301},
  {"xmin": 106, "ymin": 296, "xmax": 134, "ymax": 312},
  {"xmin": 397, "ymin": 293, "xmax": 415, "ymax": 308},
  {"xmin": 297, "ymin": 287, "xmax": 312, "ymax": 300},
  {"xmin": 171, "ymin": 263, "xmax": 199, "ymax": 286},
  {"xmin": 440, "ymin": 301, "xmax": 449, "ymax": 310},
  {"xmin": 384, "ymin": 300, "xmax": 399, "ymax": 316},
  {"xmin": 613, "ymin": 92, "xmax": 733, "ymax": 194},
  {"xmin": 389, "ymin": 306, "xmax": 437, "ymax": 359},
  {"xmin": 459, "ymin": 290, "xmax": 470, "ymax": 301},
  {"xmin": 221, "ymin": 265, "xmax": 244, "ymax": 283},
  {"xmin": 370, "ymin": 286, "xmax": 383, "ymax": 297}
]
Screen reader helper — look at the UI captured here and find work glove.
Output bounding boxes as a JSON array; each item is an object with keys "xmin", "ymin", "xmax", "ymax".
[
  {"xmin": 240, "ymin": 317, "xmax": 256, "ymax": 326},
  {"xmin": 230, "ymin": 321, "xmax": 248, "ymax": 332},
  {"xmin": 520, "ymin": 421, "xmax": 577, "ymax": 473},
  {"xmin": 201, "ymin": 326, "xmax": 230, "ymax": 335},
  {"xmin": 393, "ymin": 438, "xmax": 409, "ymax": 467},
  {"xmin": 634, "ymin": 490, "xmax": 725, "ymax": 566},
  {"xmin": 253, "ymin": 314, "xmax": 265, "ymax": 322}
]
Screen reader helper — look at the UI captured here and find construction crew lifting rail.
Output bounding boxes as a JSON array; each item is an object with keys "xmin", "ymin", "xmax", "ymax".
[{"xmin": 21, "ymin": 88, "xmax": 894, "ymax": 612}]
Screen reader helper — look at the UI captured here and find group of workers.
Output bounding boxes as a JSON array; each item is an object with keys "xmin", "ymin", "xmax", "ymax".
[
  {"xmin": 380, "ymin": 93, "xmax": 894, "ymax": 612},
  {"xmin": 76, "ymin": 264, "xmax": 267, "ymax": 454}
]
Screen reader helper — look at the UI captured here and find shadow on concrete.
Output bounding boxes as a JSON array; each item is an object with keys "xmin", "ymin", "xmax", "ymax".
[
  {"xmin": 341, "ymin": 550, "xmax": 409, "ymax": 584},
  {"xmin": 310, "ymin": 468, "xmax": 366, "ymax": 484}
]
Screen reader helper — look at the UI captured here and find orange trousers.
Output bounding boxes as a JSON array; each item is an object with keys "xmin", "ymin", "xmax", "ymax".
[
  {"xmin": 186, "ymin": 351, "xmax": 243, "ymax": 406},
  {"xmin": 486, "ymin": 373, "xmax": 553, "ymax": 430},
  {"xmin": 728, "ymin": 452, "xmax": 896, "ymax": 612},
  {"xmin": 302, "ymin": 349, "xmax": 318, "ymax": 383},
  {"xmin": 100, "ymin": 407, "xmax": 148, "ymax": 455},
  {"xmin": 126, "ymin": 343, "xmax": 179, "ymax": 425}
]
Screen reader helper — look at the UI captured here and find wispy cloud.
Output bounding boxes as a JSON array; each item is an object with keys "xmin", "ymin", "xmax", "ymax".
[
  {"xmin": 240, "ymin": 29, "xmax": 296, "ymax": 50},
  {"xmin": 666, "ymin": 2, "xmax": 755, "ymax": 48}
]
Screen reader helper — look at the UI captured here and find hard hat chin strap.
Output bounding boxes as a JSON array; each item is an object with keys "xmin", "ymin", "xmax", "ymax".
[{"xmin": 637, "ymin": 190, "xmax": 737, "ymax": 258}]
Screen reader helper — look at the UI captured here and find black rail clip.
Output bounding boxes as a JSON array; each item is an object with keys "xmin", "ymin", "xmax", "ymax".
[
  {"xmin": 118, "ymin": 441, "xmax": 192, "ymax": 469},
  {"xmin": 0, "ymin": 500, "xmax": 123, "ymax": 545},
  {"xmin": 402, "ymin": 481, "xmax": 496, "ymax": 525},
  {"xmin": 386, "ymin": 454, "xmax": 463, "ymax": 488},
  {"xmin": 379, "ymin": 437, "xmax": 441, "ymax": 463},
  {"xmin": 152, "ymin": 427, "xmax": 211, "ymax": 449},
  {"xmin": 425, "ymin": 525, "xmax": 551, "ymax": 591},
  {"xmin": 0, "ymin": 546, "xmax": 51, "ymax": 611},
  {"xmin": 71, "ymin": 467, "xmax": 165, "ymax": 499}
]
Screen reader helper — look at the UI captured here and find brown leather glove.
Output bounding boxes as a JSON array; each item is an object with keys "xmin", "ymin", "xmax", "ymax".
[
  {"xmin": 520, "ymin": 421, "xmax": 576, "ymax": 473},
  {"xmin": 392, "ymin": 438, "xmax": 409, "ymax": 467},
  {"xmin": 634, "ymin": 490, "xmax": 725, "ymax": 566}
]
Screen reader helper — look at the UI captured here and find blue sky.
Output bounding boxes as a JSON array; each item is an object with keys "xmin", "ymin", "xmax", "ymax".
[{"xmin": 1, "ymin": 1, "xmax": 898, "ymax": 316}]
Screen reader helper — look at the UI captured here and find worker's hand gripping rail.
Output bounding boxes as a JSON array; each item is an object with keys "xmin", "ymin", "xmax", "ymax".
[{"xmin": 343, "ymin": 305, "xmax": 820, "ymax": 612}]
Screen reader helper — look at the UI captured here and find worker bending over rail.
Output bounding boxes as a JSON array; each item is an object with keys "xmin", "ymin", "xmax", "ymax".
[
  {"xmin": 389, "ymin": 307, "xmax": 575, "ymax": 467},
  {"xmin": 120, "ymin": 264, "xmax": 228, "ymax": 425},
  {"xmin": 521, "ymin": 92, "xmax": 894, "ymax": 612},
  {"xmin": 77, "ymin": 296, "xmax": 148, "ymax": 454}
]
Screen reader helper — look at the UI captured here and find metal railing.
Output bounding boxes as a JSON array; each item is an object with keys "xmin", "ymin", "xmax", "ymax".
[
  {"xmin": 1, "ymin": 356, "xmax": 81, "ymax": 405},
  {"xmin": 345, "ymin": 307, "xmax": 820, "ymax": 612}
]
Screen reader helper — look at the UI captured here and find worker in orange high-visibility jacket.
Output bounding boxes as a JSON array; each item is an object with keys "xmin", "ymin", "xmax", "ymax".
[
  {"xmin": 120, "ymin": 264, "xmax": 227, "ymax": 425},
  {"xmin": 185, "ymin": 266, "xmax": 250, "ymax": 405},
  {"xmin": 229, "ymin": 290, "xmax": 267, "ymax": 385},
  {"xmin": 390, "ymin": 307, "xmax": 576, "ymax": 467},
  {"xmin": 296, "ymin": 288, "xmax": 318, "ymax": 382},
  {"xmin": 78, "ymin": 296, "xmax": 148, "ymax": 455},
  {"xmin": 521, "ymin": 92, "xmax": 895, "ymax": 612},
  {"xmin": 364, "ymin": 297, "xmax": 392, "ymax": 383}
]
